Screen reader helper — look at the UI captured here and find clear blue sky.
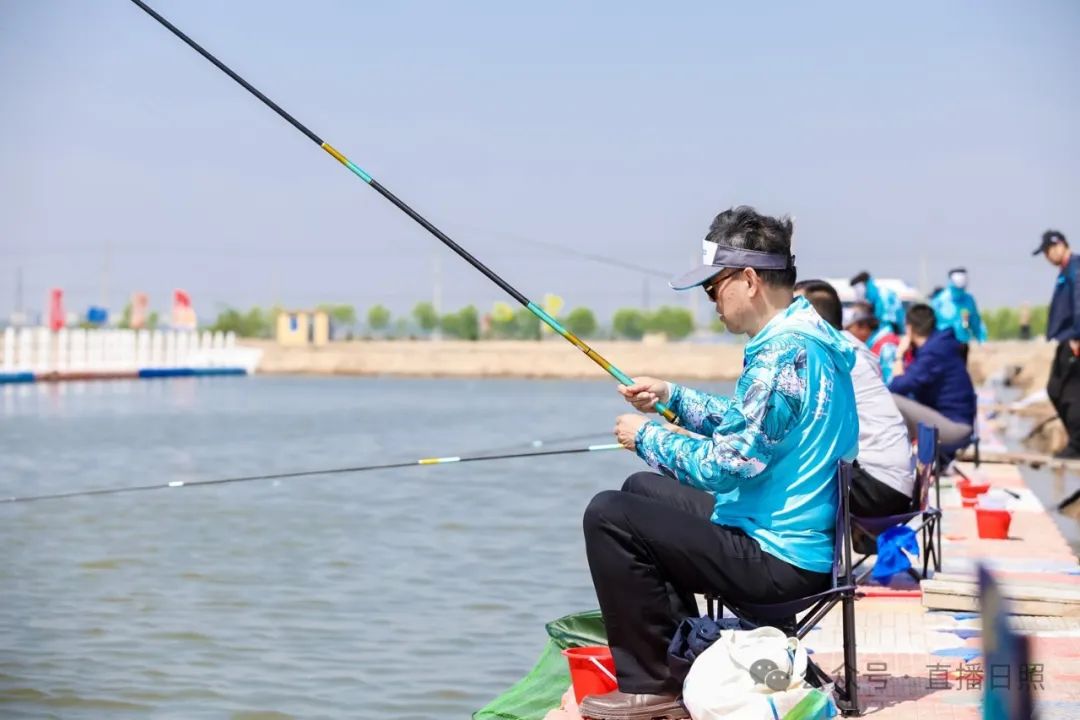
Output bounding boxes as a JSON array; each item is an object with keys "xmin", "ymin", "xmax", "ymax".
[{"xmin": 2, "ymin": 0, "xmax": 1078, "ymax": 324}]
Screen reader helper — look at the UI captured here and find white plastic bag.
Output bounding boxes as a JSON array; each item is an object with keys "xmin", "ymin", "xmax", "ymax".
[{"xmin": 682, "ymin": 626, "xmax": 833, "ymax": 720}]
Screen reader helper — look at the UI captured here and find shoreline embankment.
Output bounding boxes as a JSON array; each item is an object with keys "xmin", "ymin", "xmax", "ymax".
[
  {"xmin": 242, "ymin": 338, "xmax": 750, "ymax": 381},
  {"xmin": 245, "ymin": 338, "xmax": 1055, "ymax": 385}
]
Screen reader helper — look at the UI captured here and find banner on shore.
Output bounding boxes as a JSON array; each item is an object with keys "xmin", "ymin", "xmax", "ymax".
[
  {"xmin": 131, "ymin": 292, "xmax": 149, "ymax": 329},
  {"xmin": 172, "ymin": 289, "xmax": 197, "ymax": 331},
  {"xmin": 48, "ymin": 289, "xmax": 64, "ymax": 331}
]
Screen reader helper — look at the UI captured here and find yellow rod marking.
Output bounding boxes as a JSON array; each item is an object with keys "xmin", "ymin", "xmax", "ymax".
[{"xmin": 321, "ymin": 142, "xmax": 349, "ymax": 165}]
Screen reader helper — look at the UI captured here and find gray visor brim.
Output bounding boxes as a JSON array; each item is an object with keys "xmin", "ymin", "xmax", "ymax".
[{"xmin": 669, "ymin": 265, "xmax": 724, "ymax": 291}]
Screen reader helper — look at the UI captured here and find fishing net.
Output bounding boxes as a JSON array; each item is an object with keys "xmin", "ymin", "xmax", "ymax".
[{"xmin": 473, "ymin": 609, "xmax": 607, "ymax": 720}]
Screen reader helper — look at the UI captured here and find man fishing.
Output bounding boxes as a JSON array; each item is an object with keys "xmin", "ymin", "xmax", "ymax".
[
  {"xmin": 1036, "ymin": 229, "xmax": 1080, "ymax": 458},
  {"xmin": 930, "ymin": 267, "xmax": 987, "ymax": 365},
  {"xmin": 850, "ymin": 271, "xmax": 905, "ymax": 334},
  {"xmin": 888, "ymin": 303, "xmax": 977, "ymax": 457},
  {"xmin": 796, "ymin": 280, "xmax": 912, "ymax": 521},
  {"xmin": 579, "ymin": 206, "xmax": 858, "ymax": 720}
]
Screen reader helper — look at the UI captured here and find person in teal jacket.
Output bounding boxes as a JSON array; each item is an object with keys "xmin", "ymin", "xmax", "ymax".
[
  {"xmin": 930, "ymin": 267, "xmax": 986, "ymax": 365},
  {"xmin": 851, "ymin": 271, "xmax": 906, "ymax": 334},
  {"xmin": 579, "ymin": 206, "xmax": 858, "ymax": 720}
]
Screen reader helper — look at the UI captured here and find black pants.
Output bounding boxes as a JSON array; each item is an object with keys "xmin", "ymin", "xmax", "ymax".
[
  {"xmin": 1048, "ymin": 341, "xmax": 1080, "ymax": 453},
  {"xmin": 849, "ymin": 462, "xmax": 912, "ymax": 519},
  {"xmin": 582, "ymin": 472, "xmax": 830, "ymax": 694}
]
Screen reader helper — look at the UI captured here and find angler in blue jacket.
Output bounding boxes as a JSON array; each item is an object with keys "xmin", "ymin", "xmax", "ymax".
[
  {"xmin": 580, "ymin": 207, "xmax": 858, "ymax": 720},
  {"xmin": 1036, "ymin": 229, "xmax": 1080, "ymax": 458},
  {"xmin": 889, "ymin": 303, "xmax": 977, "ymax": 455},
  {"xmin": 851, "ymin": 270, "xmax": 905, "ymax": 334},
  {"xmin": 930, "ymin": 267, "xmax": 987, "ymax": 365}
]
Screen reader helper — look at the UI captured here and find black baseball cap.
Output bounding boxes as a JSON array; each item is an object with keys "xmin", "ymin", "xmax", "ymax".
[{"xmin": 1034, "ymin": 230, "xmax": 1067, "ymax": 256}]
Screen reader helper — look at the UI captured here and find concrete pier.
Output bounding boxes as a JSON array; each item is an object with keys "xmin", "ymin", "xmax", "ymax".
[{"xmin": 0, "ymin": 327, "xmax": 261, "ymax": 384}]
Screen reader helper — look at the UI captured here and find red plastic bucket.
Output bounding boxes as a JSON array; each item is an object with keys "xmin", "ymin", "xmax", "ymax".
[
  {"xmin": 975, "ymin": 508, "xmax": 1012, "ymax": 539},
  {"xmin": 957, "ymin": 479, "xmax": 990, "ymax": 500},
  {"xmin": 562, "ymin": 645, "xmax": 618, "ymax": 703}
]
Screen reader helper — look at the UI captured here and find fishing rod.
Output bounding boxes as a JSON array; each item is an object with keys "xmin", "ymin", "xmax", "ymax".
[
  {"xmin": 475, "ymin": 431, "xmax": 615, "ymax": 455},
  {"xmin": 125, "ymin": 0, "xmax": 679, "ymax": 424},
  {"xmin": 2, "ymin": 443, "xmax": 624, "ymax": 505}
]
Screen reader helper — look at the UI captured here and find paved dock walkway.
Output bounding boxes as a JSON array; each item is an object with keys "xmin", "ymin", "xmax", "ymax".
[
  {"xmin": 546, "ymin": 416, "xmax": 1080, "ymax": 719},
  {"xmin": 780, "ymin": 407, "xmax": 1079, "ymax": 719},
  {"xmin": 809, "ymin": 453, "xmax": 1080, "ymax": 719}
]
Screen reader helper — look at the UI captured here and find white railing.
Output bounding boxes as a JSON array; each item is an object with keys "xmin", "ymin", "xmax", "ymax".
[{"xmin": 1, "ymin": 327, "xmax": 261, "ymax": 375}]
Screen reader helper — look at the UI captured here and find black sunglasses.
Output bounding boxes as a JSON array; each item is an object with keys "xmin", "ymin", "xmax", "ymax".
[{"xmin": 703, "ymin": 269, "xmax": 741, "ymax": 301}]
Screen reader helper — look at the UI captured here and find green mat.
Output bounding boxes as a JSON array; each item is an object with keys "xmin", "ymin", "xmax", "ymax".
[
  {"xmin": 473, "ymin": 610, "xmax": 837, "ymax": 720},
  {"xmin": 473, "ymin": 610, "xmax": 607, "ymax": 720}
]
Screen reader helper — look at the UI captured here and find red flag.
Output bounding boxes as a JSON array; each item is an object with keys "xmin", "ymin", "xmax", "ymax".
[
  {"xmin": 48, "ymin": 288, "xmax": 64, "ymax": 331},
  {"xmin": 172, "ymin": 289, "xmax": 196, "ymax": 330}
]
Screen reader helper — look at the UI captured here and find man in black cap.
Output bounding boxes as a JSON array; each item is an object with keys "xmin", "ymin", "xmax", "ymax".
[{"xmin": 1036, "ymin": 229, "xmax": 1080, "ymax": 458}]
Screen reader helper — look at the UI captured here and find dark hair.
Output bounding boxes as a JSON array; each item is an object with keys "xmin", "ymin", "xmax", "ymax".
[
  {"xmin": 705, "ymin": 206, "xmax": 796, "ymax": 288},
  {"xmin": 793, "ymin": 279, "xmax": 842, "ymax": 330},
  {"xmin": 1044, "ymin": 229, "xmax": 1068, "ymax": 247},
  {"xmin": 850, "ymin": 271, "xmax": 870, "ymax": 286},
  {"xmin": 850, "ymin": 300, "xmax": 879, "ymax": 331},
  {"xmin": 906, "ymin": 303, "xmax": 937, "ymax": 337}
]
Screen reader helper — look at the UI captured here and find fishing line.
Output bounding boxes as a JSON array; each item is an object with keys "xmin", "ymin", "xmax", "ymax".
[
  {"xmin": 124, "ymin": 0, "xmax": 679, "ymax": 424},
  {"xmin": 2, "ymin": 443, "xmax": 625, "ymax": 505},
  {"xmin": 461, "ymin": 227, "xmax": 671, "ymax": 279}
]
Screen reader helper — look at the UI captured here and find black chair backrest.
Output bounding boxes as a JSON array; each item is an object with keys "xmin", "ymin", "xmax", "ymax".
[
  {"xmin": 914, "ymin": 424, "xmax": 940, "ymax": 512},
  {"xmin": 832, "ymin": 461, "xmax": 854, "ymax": 588}
]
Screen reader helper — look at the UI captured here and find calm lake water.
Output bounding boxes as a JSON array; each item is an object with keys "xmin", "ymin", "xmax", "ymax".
[{"xmin": 0, "ymin": 375, "xmax": 731, "ymax": 719}]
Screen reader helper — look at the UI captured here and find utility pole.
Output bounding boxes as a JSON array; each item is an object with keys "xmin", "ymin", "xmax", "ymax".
[
  {"xmin": 690, "ymin": 251, "xmax": 700, "ymax": 327},
  {"xmin": 919, "ymin": 252, "xmax": 930, "ymax": 298},
  {"xmin": 101, "ymin": 238, "xmax": 112, "ymax": 312}
]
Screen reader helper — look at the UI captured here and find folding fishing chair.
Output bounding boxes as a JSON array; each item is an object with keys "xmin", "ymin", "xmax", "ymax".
[
  {"xmin": 939, "ymin": 430, "xmax": 979, "ymax": 564},
  {"xmin": 849, "ymin": 424, "xmax": 941, "ymax": 583},
  {"xmin": 704, "ymin": 461, "xmax": 861, "ymax": 716},
  {"xmin": 938, "ymin": 429, "xmax": 979, "ymax": 472},
  {"xmin": 947, "ymin": 431, "xmax": 982, "ymax": 481}
]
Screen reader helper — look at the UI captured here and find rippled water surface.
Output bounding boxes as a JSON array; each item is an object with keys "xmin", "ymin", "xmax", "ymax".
[{"xmin": 1, "ymin": 375, "xmax": 730, "ymax": 719}]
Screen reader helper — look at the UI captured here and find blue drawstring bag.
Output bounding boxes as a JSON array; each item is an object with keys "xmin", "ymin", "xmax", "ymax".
[{"xmin": 871, "ymin": 525, "xmax": 919, "ymax": 582}]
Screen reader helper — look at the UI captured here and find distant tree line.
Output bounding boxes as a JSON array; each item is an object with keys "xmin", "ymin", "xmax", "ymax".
[
  {"xmin": 204, "ymin": 301, "xmax": 1054, "ymax": 343},
  {"xmin": 611, "ymin": 306, "xmax": 695, "ymax": 340},
  {"xmin": 982, "ymin": 306, "xmax": 1048, "ymax": 340},
  {"xmin": 206, "ymin": 301, "xmax": 704, "ymax": 341},
  {"xmin": 208, "ymin": 307, "xmax": 277, "ymax": 338}
]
